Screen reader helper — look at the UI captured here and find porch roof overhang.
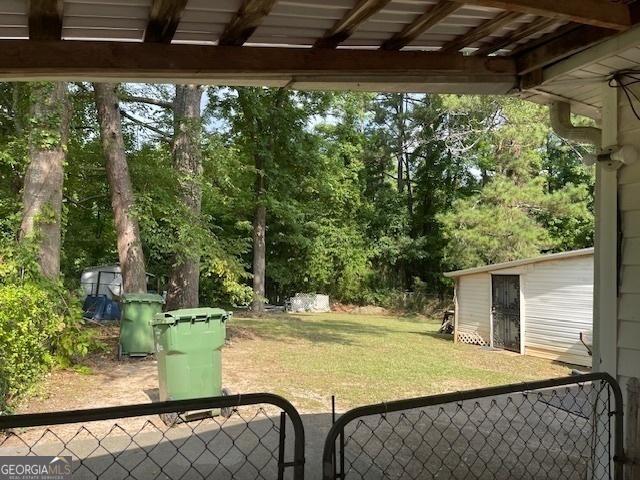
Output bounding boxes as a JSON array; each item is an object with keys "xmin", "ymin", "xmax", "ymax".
[{"xmin": 1, "ymin": 0, "xmax": 640, "ymax": 112}]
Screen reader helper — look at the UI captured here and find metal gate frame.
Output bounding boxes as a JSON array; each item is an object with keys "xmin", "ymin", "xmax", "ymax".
[
  {"xmin": 322, "ymin": 372, "xmax": 624, "ymax": 480},
  {"xmin": 1, "ymin": 392, "xmax": 305, "ymax": 480}
]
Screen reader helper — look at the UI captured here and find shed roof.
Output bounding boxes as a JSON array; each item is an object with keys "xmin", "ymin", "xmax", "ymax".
[
  {"xmin": 1, "ymin": 1, "xmax": 639, "ymax": 103},
  {"xmin": 443, "ymin": 247, "xmax": 594, "ymax": 278}
]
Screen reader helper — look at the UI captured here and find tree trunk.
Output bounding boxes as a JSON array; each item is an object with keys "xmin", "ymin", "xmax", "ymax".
[
  {"xmin": 166, "ymin": 84, "xmax": 203, "ymax": 310},
  {"xmin": 93, "ymin": 82, "xmax": 147, "ymax": 294},
  {"xmin": 20, "ymin": 82, "xmax": 69, "ymax": 279},
  {"xmin": 251, "ymin": 158, "xmax": 267, "ymax": 313},
  {"xmin": 397, "ymin": 94, "xmax": 405, "ymax": 194},
  {"xmin": 405, "ymin": 155, "xmax": 414, "ymax": 219}
]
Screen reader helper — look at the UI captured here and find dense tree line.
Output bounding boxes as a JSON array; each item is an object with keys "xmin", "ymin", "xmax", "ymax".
[{"xmin": 0, "ymin": 83, "xmax": 594, "ymax": 309}]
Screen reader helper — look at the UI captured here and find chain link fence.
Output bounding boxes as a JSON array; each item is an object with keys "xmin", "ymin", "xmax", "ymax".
[
  {"xmin": 323, "ymin": 373, "xmax": 623, "ymax": 480},
  {"xmin": 0, "ymin": 375, "xmax": 625, "ymax": 480},
  {"xmin": 0, "ymin": 393, "xmax": 305, "ymax": 480}
]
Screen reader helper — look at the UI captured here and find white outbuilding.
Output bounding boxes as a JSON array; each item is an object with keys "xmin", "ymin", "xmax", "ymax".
[{"xmin": 444, "ymin": 248, "xmax": 594, "ymax": 367}]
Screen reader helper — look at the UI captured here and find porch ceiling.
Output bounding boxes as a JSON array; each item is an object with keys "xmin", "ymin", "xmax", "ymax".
[
  {"xmin": 1, "ymin": 0, "xmax": 639, "ymax": 103},
  {"xmin": 519, "ymin": 23, "xmax": 640, "ymax": 119}
]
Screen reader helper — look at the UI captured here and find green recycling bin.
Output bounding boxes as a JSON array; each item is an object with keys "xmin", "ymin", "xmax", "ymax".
[
  {"xmin": 152, "ymin": 308, "xmax": 231, "ymax": 405},
  {"xmin": 119, "ymin": 293, "xmax": 164, "ymax": 359}
]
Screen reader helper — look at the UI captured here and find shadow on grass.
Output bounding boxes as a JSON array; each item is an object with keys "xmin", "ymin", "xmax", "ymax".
[
  {"xmin": 392, "ymin": 314, "xmax": 441, "ymax": 324},
  {"xmin": 231, "ymin": 316, "xmax": 399, "ymax": 346},
  {"xmin": 408, "ymin": 331, "xmax": 454, "ymax": 343}
]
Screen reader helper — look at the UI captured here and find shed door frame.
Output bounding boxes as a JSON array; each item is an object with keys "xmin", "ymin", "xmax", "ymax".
[{"xmin": 490, "ymin": 273, "xmax": 525, "ymax": 354}]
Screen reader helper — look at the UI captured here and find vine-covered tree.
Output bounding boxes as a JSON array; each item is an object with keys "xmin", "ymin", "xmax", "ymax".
[{"xmin": 20, "ymin": 82, "xmax": 70, "ymax": 279}]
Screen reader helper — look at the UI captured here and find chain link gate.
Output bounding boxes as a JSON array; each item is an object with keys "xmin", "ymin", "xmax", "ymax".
[
  {"xmin": 322, "ymin": 373, "xmax": 624, "ymax": 480},
  {"xmin": 1, "ymin": 393, "xmax": 305, "ymax": 479}
]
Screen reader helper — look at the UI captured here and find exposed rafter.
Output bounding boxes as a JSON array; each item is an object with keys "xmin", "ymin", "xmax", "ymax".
[
  {"xmin": 315, "ymin": 0, "xmax": 391, "ymax": 48},
  {"xmin": 28, "ymin": 0, "xmax": 63, "ymax": 41},
  {"xmin": 508, "ymin": 23, "xmax": 581, "ymax": 56},
  {"xmin": 472, "ymin": 17, "xmax": 556, "ymax": 56},
  {"xmin": 440, "ymin": 11, "xmax": 522, "ymax": 53},
  {"xmin": 456, "ymin": 0, "xmax": 631, "ymax": 31},
  {"xmin": 516, "ymin": 25, "xmax": 614, "ymax": 76},
  {"xmin": 144, "ymin": 0, "xmax": 189, "ymax": 43},
  {"xmin": 218, "ymin": 0, "xmax": 279, "ymax": 46},
  {"xmin": 381, "ymin": 0, "xmax": 460, "ymax": 51}
]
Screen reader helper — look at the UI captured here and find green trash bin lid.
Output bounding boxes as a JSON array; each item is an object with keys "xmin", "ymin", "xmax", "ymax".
[
  {"xmin": 152, "ymin": 307, "xmax": 230, "ymax": 325},
  {"xmin": 121, "ymin": 293, "xmax": 165, "ymax": 304}
]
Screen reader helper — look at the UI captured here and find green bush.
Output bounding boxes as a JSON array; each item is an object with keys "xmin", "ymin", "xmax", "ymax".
[{"xmin": 0, "ymin": 282, "xmax": 89, "ymax": 412}]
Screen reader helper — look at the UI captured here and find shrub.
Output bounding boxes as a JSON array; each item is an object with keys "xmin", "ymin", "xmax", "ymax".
[{"xmin": 0, "ymin": 282, "xmax": 89, "ymax": 412}]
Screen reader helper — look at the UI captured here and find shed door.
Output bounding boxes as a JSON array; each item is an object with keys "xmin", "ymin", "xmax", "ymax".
[{"xmin": 492, "ymin": 275, "xmax": 521, "ymax": 352}]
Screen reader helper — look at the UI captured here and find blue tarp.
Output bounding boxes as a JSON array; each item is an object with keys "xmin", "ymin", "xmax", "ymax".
[{"xmin": 82, "ymin": 294, "xmax": 121, "ymax": 322}]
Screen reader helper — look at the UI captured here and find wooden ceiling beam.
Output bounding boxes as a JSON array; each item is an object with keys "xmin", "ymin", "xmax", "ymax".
[
  {"xmin": 440, "ymin": 11, "xmax": 522, "ymax": 53},
  {"xmin": 28, "ymin": 0, "xmax": 63, "ymax": 41},
  {"xmin": 381, "ymin": 0, "xmax": 460, "ymax": 51},
  {"xmin": 516, "ymin": 25, "xmax": 614, "ymax": 76},
  {"xmin": 456, "ymin": 0, "xmax": 631, "ymax": 31},
  {"xmin": 144, "ymin": 0, "xmax": 189, "ymax": 43},
  {"xmin": 315, "ymin": 0, "xmax": 391, "ymax": 48},
  {"xmin": 218, "ymin": 0, "xmax": 278, "ymax": 46},
  {"xmin": 0, "ymin": 40, "xmax": 517, "ymax": 83},
  {"xmin": 472, "ymin": 17, "xmax": 556, "ymax": 56}
]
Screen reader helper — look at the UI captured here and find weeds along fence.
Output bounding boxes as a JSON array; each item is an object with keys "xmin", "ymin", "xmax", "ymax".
[
  {"xmin": 323, "ymin": 373, "xmax": 624, "ymax": 480},
  {"xmin": 0, "ymin": 393, "xmax": 305, "ymax": 480}
]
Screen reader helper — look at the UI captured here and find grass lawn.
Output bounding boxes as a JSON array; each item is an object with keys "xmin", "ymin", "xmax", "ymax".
[{"xmin": 222, "ymin": 312, "xmax": 574, "ymax": 413}]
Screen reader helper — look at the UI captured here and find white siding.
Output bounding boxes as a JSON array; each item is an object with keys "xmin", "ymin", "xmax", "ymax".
[
  {"xmin": 617, "ymin": 86, "xmax": 640, "ymax": 389},
  {"xmin": 456, "ymin": 273, "xmax": 490, "ymax": 345},
  {"xmin": 522, "ymin": 256, "xmax": 593, "ymax": 367}
]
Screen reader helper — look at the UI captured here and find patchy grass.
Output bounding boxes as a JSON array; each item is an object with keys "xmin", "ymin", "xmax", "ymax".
[
  {"xmin": 223, "ymin": 312, "xmax": 573, "ymax": 412},
  {"xmin": 18, "ymin": 312, "xmax": 574, "ymax": 416}
]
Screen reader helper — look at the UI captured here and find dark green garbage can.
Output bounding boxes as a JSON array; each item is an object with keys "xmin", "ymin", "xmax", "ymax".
[
  {"xmin": 119, "ymin": 293, "xmax": 164, "ymax": 359},
  {"xmin": 152, "ymin": 308, "xmax": 232, "ymax": 423}
]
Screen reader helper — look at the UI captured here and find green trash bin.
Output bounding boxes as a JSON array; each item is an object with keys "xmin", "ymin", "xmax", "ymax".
[
  {"xmin": 152, "ymin": 308, "xmax": 232, "ymax": 423},
  {"xmin": 119, "ymin": 293, "xmax": 164, "ymax": 359}
]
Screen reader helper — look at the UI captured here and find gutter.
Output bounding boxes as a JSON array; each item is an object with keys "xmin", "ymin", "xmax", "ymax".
[{"xmin": 549, "ymin": 101, "xmax": 601, "ymax": 147}]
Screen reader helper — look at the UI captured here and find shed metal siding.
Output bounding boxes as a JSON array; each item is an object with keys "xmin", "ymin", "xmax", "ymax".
[
  {"xmin": 517, "ymin": 256, "xmax": 593, "ymax": 367},
  {"xmin": 454, "ymin": 253, "xmax": 593, "ymax": 366},
  {"xmin": 617, "ymin": 86, "xmax": 640, "ymax": 388},
  {"xmin": 456, "ymin": 273, "xmax": 490, "ymax": 345}
]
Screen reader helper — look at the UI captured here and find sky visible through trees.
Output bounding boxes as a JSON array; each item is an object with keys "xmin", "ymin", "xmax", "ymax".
[{"xmin": 0, "ymin": 83, "xmax": 594, "ymax": 308}]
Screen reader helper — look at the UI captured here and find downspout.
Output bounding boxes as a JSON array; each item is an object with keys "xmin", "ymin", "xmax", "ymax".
[
  {"xmin": 548, "ymin": 100, "xmax": 607, "ymax": 377},
  {"xmin": 549, "ymin": 101, "xmax": 601, "ymax": 147}
]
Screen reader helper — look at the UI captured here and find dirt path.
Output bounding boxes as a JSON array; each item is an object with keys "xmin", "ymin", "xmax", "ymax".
[{"xmin": 21, "ymin": 326, "xmax": 159, "ymax": 414}]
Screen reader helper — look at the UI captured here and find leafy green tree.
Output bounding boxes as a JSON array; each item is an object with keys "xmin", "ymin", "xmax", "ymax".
[{"xmin": 438, "ymin": 97, "xmax": 593, "ymax": 270}]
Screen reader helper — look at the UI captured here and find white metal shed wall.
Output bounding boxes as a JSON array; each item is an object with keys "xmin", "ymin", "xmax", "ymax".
[
  {"xmin": 455, "ymin": 273, "xmax": 490, "ymax": 345},
  {"xmin": 521, "ymin": 256, "xmax": 593, "ymax": 367},
  {"xmin": 453, "ymin": 252, "xmax": 593, "ymax": 366}
]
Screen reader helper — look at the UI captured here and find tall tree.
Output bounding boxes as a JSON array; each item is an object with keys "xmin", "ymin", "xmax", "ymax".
[
  {"xmin": 234, "ymin": 89, "xmax": 293, "ymax": 312},
  {"xmin": 19, "ymin": 82, "xmax": 70, "ymax": 279},
  {"xmin": 251, "ymin": 145, "xmax": 267, "ymax": 313},
  {"xmin": 166, "ymin": 84, "xmax": 204, "ymax": 309},
  {"xmin": 235, "ymin": 89, "xmax": 271, "ymax": 313},
  {"xmin": 93, "ymin": 83, "xmax": 147, "ymax": 293}
]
